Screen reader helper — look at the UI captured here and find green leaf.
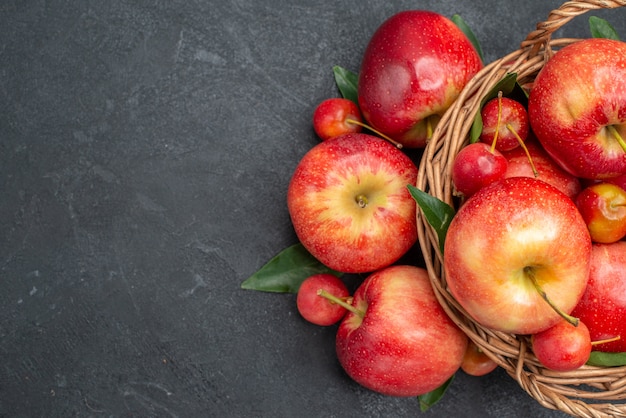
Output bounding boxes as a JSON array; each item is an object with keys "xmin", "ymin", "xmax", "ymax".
[
  {"xmin": 333, "ymin": 65, "xmax": 359, "ymax": 105},
  {"xmin": 241, "ymin": 243, "xmax": 342, "ymax": 293},
  {"xmin": 452, "ymin": 14, "xmax": 484, "ymax": 62},
  {"xmin": 586, "ymin": 351, "xmax": 626, "ymax": 367},
  {"xmin": 469, "ymin": 73, "xmax": 520, "ymax": 143},
  {"xmin": 418, "ymin": 375, "xmax": 454, "ymax": 412},
  {"xmin": 407, "ymin": 185, "xmax": 455, "ymax": 254},
  {"xmin": 589, "ymin": 16, "xmax": 620, "ymax": 40}
]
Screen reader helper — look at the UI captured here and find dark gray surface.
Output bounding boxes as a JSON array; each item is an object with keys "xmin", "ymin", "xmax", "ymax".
[{"xmin": 2, "ymin": 1, "xmax": 626, "ymax": 417}]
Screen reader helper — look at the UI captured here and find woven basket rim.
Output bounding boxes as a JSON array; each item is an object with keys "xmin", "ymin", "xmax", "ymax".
[{"xmin": 416, "ymin": 1, "xmax": 626, "ymax": 416}]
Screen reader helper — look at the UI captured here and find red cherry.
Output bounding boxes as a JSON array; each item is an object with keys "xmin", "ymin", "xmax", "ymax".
[
  {"xmin": 452, "ymin": 142, "xmax": 508, "ymax": 197},
  {"xmin": 312, "ymin": 98, "xmax": 362, "ymax": 141},
  {"xmin": 296, "ymin": 274, "xmax": 350, "ymax": 326}
]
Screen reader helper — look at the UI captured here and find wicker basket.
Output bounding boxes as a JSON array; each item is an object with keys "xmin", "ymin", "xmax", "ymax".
[{"xmin": 416, "ymin": 1, "xmax": 626, "ymax": 417}]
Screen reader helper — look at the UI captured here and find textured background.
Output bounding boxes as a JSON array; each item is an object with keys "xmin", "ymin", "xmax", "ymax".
[{"xmin": 2, "ymin": 1, "xmax": 626, "ymax": 417}]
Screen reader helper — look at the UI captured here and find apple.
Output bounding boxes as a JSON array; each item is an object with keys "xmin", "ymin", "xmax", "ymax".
[
  {"xmin": 570, "ymin": 242, "xmax": 626, "ymax": 353},
  {"xmin": 606, "ymin": 173, "xmax": 626, "ymax": 191},
  {"xmin": 480, "ymin": 93, "xmax": 529, "ymax": 152},
  {"xmin": 287, "ymin": 133, "xmax": 418, "ymax": 273},
  {"xmin": 336, "ymin": 265, "xmax": 468, "ymax": 397},
  {"xmin": 575, "ymin": 182, "xmax": 626, "ymax": 244},
  {"xmin": 451, "ymin": 142, "xmax": 508, "ymax": 198},
  {"xmin": 358, "ymin": 10, "xmax": 483, "ymax": 148},
  {"xmin": 297, "ymin": 274, "xmax": 350, "ymax": 326},
  {"xmin": 528, "ymin": 38, "xmax": 626, "ymax": 180},
  {"xmin": 444, "ymin": 177, "xmax": 592, "ymax": 335},
  {"xmin": 461, "ymin": 340, "xmax": 498, "ymax": 377},
  {"xmin": 531, "ymin": 319, "xmax": 591, "ymax": 372},
  {"xmin": 312, "ymin": 98, "xmax": 363, "ymax": 141},
  {"xmin": 502, "ymin": 138, "xmax": 581, "ymax": 200}
]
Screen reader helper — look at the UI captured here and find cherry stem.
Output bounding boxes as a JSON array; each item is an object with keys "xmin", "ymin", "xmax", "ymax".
[
  {"xmin": 591, "ymin": 335, "xmax": 621, "ymax": 346},
  {"xmin": 526, "ymin": 267, "xmax": 579, "ymax": 327},
  {"xmin": 607, "ymin": 125, "xmax": 626, "ymax": 153},
  {"xmin": 317, "ymin": 289, "xmax": 364, "ymax": 318},
  {"xmin": 490, "ymin": 91, "xmax": 503, "ymax": 154},
  {"xmin": 346, "ymin": 118, "xmax": 403, "ymax": 149},
  {"xmin": 506, "ymin": 123, "xmax": 539, "ymax": 177}
]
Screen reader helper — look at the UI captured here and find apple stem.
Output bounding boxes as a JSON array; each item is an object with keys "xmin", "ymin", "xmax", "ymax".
[
  {"xmin": 591, "ymin": 335, "xmax": 621, "ymax": 346},
  {"xmin": 526, "ymin": 267, "xmax": 579, "ymax": 327},
  {"xmin": 607, "ymin": 125, "xmax": 626, "ymax": 153},
  {"xmin": 346, "ymin": 118, "xmax": 403, "ymax": 149},
  {"xmin": 490, "ymin": 91, "xmax": 503, "ymax": 154},
  {"xmin": 426, "ymin": 115, "xmax": 434, "ymax": 141},
  {"xmin": 317, "ymin": 289, "xmax": 364, "ymax": 318},
  {"xmin": 506, "ymin": 123, "xmax": 539, "ymax": 177}
]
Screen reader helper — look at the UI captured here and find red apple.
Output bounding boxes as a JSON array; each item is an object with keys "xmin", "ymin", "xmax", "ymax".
[
  {"xmin": 451, "ymin": 142, "xmax": 508, "ymax": 198},
  {"xmin": 358, "ymin": 10, "xmax": 483, "ymax": 148},
  {"xmin": 571, "ymin": 242, "xmax": 626, "ymax": 353},
  {"xmin": 502, "ymin": 138, "xmax": 581, "ymax": 200},
  {"xmin": 575, "ymin": 182, "xmax": 626, "ymax": 244},
  {"xmin": 606, "ymin": 173, "xmax": 626, "ymax": 191},
  {"xmin": 336, "ymin": 265, "xmax": 468, "ymax": 397},
  {"xmin": 297, "ymin": 274, "xmax": 350, "ymax": 326},
  {"xmin": 461, "ymin": 340, "xmax": 498, "ymax": 377},
  {"xmin": 528, "ymin": 38, "xmax": 626, "ymax": 179},
  {"xmin": 312, "ymin": 98, "xmax": 363, "ymax": 141},
  {"xmin": 531, "ymin": 319, "xmax": 591, "ymax": 372},
  {"xmin": 444, "ymin": 177, "xmax": 592, "ymax": 335},
  {"xmin": 287, "ymin": 133, "xmax": 418, "ymax": 273},
  {"xmin": 480, "ymin": 94, "xmax": 529, "ymax": 152}
]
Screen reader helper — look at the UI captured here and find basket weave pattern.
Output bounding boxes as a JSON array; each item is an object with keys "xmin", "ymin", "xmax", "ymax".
[{"xmin": 416, "ymin": 1, "xmax": 626, "ymax": 416}]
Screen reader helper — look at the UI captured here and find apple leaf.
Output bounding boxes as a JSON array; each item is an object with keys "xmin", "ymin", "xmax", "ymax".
[
  {"xmin": 241, "ymin": 243, "xmax": 343, "ymax": 293},
  {"xmin": 589, "ymin": 16, "xmax": 620, "ymax": 40},
  {"xmin": 469, "ymin": 72, "xmax": 522, "ymax": 143},
  {"xmin": 333, "ymin": 65, "xmax": 359, "ymax": 105},
  {"xmin": 452, "ymin": 14, "xmax": 484, "ymax": 62},
  {"xmin": 586, "ymin": 351, "xmax": 626, "ymax": 367},
  {"xmin": 407, "ymin": 184, "xmax": 455, "ymax": 254},
  {"xmin": 418, "ymin": 376, "xmax": 454, "ymax": 412}
]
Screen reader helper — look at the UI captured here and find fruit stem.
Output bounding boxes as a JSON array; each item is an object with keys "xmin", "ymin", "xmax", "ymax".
[
  {"xmin": 346, "ymin": 118, "xmax": 403, "ymax": 149},
  {"xmin": 506, "ymin": 123, "xmax": 539, "ymax": 177},
  {"xmin": 490, "ymin": 91, "xmax": 503, "ymax": 154},
  {"xmin": 526, "ymin": 266, "xmax": 579, "ymax": 327},
  {"xmin": 607, "ymin": 125, "xmax": 626, "ymax": 153},
  {"xmin": 591, "ymin": 335, "xmax": 621, "ymax": 346},
  {"xmin": 317, "ymin": 289, "xmax": 364, "ymax": 318}
]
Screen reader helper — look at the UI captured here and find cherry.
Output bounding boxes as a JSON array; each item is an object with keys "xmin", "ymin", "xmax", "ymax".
[
  {"xmin": 480, "ymin": 92, "xmax": 529, "ymax": 152},
  {"xmin": 461, "ymin": 340, "xmax": 498, "ymax": 377},
  {"xmin": 575, "ymin": 182, "xmax": 626, "ymax": 244},
  {"xmin": 452, "ymin": 142, "xmax": 508, "ymax": 198},
  {"xmin": 531, "ymin": 319, "xmax": 591, "ymax": 372},
  {"xmin": 296, "ymin": 274, "xmax": 351, "ymax": 326},
  {"xmin": 312, "ymin": 98, "xmax": 363, "ymax": 141}
]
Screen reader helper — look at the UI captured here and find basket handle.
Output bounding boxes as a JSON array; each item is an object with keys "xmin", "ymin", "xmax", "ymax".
[{"xmin": 521, "ymin": 0, "xmax": 626, "ymax": 57}]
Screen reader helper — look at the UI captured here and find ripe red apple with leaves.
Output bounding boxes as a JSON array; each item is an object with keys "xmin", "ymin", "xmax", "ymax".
[
  {"xmin": 296, "ymin": 274, "xmax": 350, "ymax": 326},
  {"xmin": 336, "ymin": 265, "xmax": 467, "ymax": 397},
  {"xmin": 451, "ymin": 142, "xmax": 507, "ymax": 198},
  {"xmin": 528, "ymin": 38, "xmax": 626, "ymax": 179},
  {"xmin": 358, "ymin": 10, "xmax": 483, "ymax": 148},
  {"xmin": 287, "ymin": 133, "xmax": 418, "ymax": 273},
  {"xmin": 480, "ymin": 93, "xmax": 529, "ymax": 152},
  {"xmin": 531, "ymin": 319, "xmax": 592, "ymax": 372},
  {"xmin": 312, "ymin": 98, "xmax": 363, "ymax": 141},
  {"xmin": 444, "ymin": 177, "xmax": 592, "ymax": 335},
  {"xmin": 571, "ymin": 242, "xmax": 626, "ymax": 353},
  {"xmin": 502, "ymin": 138, "xmax": 581, "ymax": 200}
]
